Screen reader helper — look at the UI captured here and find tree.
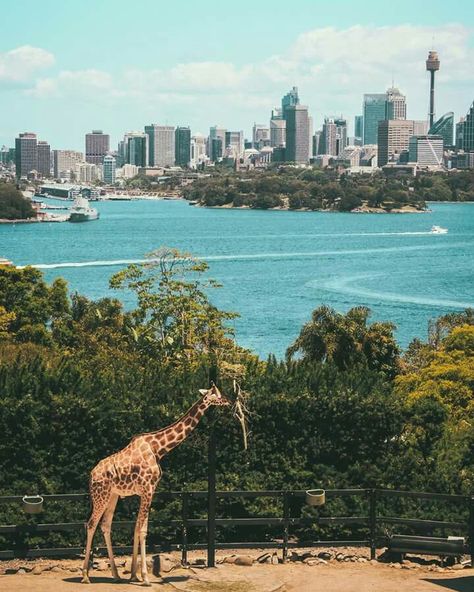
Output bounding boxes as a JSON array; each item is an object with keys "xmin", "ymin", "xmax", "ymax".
[{"xmin": 0, "ymin": 183, "xmax": 36, "ymax": 220}]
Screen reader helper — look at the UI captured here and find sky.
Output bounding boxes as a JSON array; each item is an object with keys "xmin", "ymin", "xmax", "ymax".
[{"xmin": 1, "ymin": 0, "xmax": 473, "ymax": 151}]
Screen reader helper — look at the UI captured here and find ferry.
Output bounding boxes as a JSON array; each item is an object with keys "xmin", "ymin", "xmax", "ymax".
[
  {"xmin": 430, "ymin": 225, "xmax": 448, "ymax": 235},
  {"xmin": 0, "ymin": 258, "xmax": 13, "ymax": 266},
  {"xmin": 69, "ymin": 194, "xmax": 100, "ymax": 223}
]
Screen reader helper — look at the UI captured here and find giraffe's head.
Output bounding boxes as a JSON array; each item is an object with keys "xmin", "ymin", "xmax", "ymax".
[{"xmin": 199, "ymin": 383, "xmax": 231, "ymax": 407}]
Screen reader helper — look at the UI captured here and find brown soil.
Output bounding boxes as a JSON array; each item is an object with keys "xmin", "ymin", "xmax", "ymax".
[{"xmin": 0, "ymin": 550, "xmax": 472, "ymax": 592}]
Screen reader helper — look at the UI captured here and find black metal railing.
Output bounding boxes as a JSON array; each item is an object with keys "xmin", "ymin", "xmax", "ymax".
[{"xmin": 0, "ymin": 488, "xmax": 472, "ymax": 565}]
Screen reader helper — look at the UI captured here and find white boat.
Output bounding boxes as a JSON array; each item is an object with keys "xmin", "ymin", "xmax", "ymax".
[
  {"xmin": 430, "ymin": 225, "xmax": 448, "ymax": 234},
  {"xmin": 69, "ymin": 194, "xmax": 100, "ymax": 223}
]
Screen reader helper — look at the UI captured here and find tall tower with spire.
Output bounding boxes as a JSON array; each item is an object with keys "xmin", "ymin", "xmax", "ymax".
[{"xmin": 426, "ymin": 50, "xmax": 440, "ymax": 129}]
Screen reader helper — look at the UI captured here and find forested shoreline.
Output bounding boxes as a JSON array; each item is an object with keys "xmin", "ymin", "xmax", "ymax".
[
  {"xmin": 182, "ymin": 168, "xmax": 474, "ymax": 212},
  {"xmin": 0, "ymin": 251, "xmax": 473, "ymax": 547},
  {"xmin": 0, "ymin": 183, "xmax": 35, "ymax": 220}
]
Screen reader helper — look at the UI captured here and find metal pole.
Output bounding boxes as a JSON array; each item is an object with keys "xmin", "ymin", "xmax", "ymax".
[
  {"xmin": 282, "ymin": 491, "xmax": 290, "ymax": 563},
  {"xmin": 181, "ymin": 493, "xmax": 188, "ymax": 567},
  {"xmin": 469, "ymin": 496, "xmax": 474, "ymax": 569},
  {"xmin": 369, "ymin": 489, "xmax": 377, "ymax": 560},
  {"xmin": 207, "ymin": 366, "xmax": 217, "ymax": 568}
]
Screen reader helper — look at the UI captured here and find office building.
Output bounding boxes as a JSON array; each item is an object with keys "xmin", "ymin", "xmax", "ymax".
[
  {"xmin": 270, "ymin": 116, "xmax": 286, "ymax": 147},
  {"xmin": 282, "ymin": 86, "xmax": 300, "ymax": 115},
  {"xmin": 354, "ymin": 115, "xmax": 363, "ymax": 141},
  {"xmin": 85, "ymin": 130, "xmax": 110, "ymax": 165},
  {"xmin": 252, "ymin": 124, "xmax": 270, "ymax": 149},
  {"xmin": 126, "ymin": 132, "xmax": 148, "ymax": 167},
  {"xmin": 456, "ymin": 118, "xmax": 465, "ymax": 150},
  {"xmin": 386, "ymin": 87, "xmax": 407, "ymax": 120},
  {"xmin": 103, "ymin": 154, "xmax": 116, "ymax": 184},
  {"xmin": 37, "ymin": 141, "xmax": 51, "ymax": 178},
  {"xmin": 284, "ymin": 104, "xmax": 310, "ymax": 163},
  {"xmin": 428, "ymin": 112, "xmax": 454, "ymax": 148},
  {"xmin": 15, "ymin": 132, "xmax": 38, "ymax": 178},
  {"xmin": 190, "ymin": 135, "xmax": 207, "ymax": 168},
  {"xmin": 208, "ymin": 126, "xmax": 226, "ymax": 162},
  {"xmin": 53, "ymin": 150, "xmax": 84, "ymax": 178},
  {"xmin": 459, "ymin": 101, "xmax": 474, "ymax": 151},
  {"xmin": 175, "ymin": 127, "xmax": 191, "ymax": 167},
  {"xmin": 225, "ymin": 131, "xmax": 244, "ymax": 158},
  {"xmin": 75, "ymin": 162, "xmax": 101, "ymax": 183},
  {"xmin": 334, "ymin": 117, "xmax": 348, "ymax": 155},
  {"xmin": 408, "ymin": 135, "xmax": 443, "ymax": 167},
  {"xmin": 377, "ymin": 119, "xmax": 415, "ymax": 166},
  {"xmin": 145, "ymin": 124, "xmax": 175, "ymax": 167},
  {"xmin": 321, "ymin": 118, "xmax": 337, "ymax": 155},
  {"xmin": 312, "ymin": 131, "xmax": 322, "ymax": 156}
]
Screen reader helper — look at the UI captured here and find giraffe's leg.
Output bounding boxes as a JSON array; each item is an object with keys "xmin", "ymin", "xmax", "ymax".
[
  {"xmin": 100, "ymin": 493, "xmax": 120, "ymax": 581},
  {"xmin": 131, "ymin": 493, "xmax": 153, "ymax": 586},
  {"xmin": 82, "ymin": 486, "xmax": 111, "ymax": 584},
  {"xmin": 130, "ymin": 522, "xmax": 140, "ymax": 582}
]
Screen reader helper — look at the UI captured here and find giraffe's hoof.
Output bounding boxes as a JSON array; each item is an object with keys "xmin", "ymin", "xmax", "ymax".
[
  {"xmin": 130, "ymin": 575, "xmax": 140, "ymax": 583},
  {"xmin": 81, "ymin": 576, "xmax": 91, "ymax": 584},
  {"xmin": 141, "ymin": 581, "xmax": 152, "ymax": 587}
]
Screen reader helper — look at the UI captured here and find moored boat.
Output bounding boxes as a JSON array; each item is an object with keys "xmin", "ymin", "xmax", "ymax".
[{"xmin": 69, "ymin": 194, "xmax": 100, "ymax": 222}]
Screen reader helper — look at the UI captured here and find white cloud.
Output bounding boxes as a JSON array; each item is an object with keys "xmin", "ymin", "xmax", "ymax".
[
  {"xmin": 0, "ymin": 46, "xmax": 54, "ymax": 87},
  {"xmin": 19, "ymin": 25, "xmax": 474, "ymax": 128}
]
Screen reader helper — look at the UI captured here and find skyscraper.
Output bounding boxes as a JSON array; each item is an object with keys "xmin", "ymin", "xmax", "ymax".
[
  {"xmin": 321, "ymin": 118, "xmax": 337, "ymax": 155},
  {"xmin": 386, "ymin": 87, "xmax": 407, "ymax": 120},
  {"xmin": 252, "ymin": 124, "xmax": 270, "ymax": 149},
  {"xmin": 190, "ymin": 135, "xmax": 207, "ymax": 168},
  {"xmin": 103, "ymin": 154, "xmax": 116, "ymax": 184},
  {"xmin": 270, "ymin": 109, "xmax": 286, "ymax": 147},
  {"xmin": 127, "ymin": 133, "xmax": 148, "ymax": 167},
  {"xmin": 85, "ymin": 130, "xmax": 110, "ymax": 165},
  {"xmin": 459, "ymin": 101, "xmax": 474, "ymax": 151},
  {"xmin": 363, "ymin": 88, "xmax": 406, "ymax": 145},
  {"xmin": 354, "ymin": 115, "xmax": 363, "ymax": 141},
  {"xmin": 377, "ymin": 119, "xmax": 415, "ymax": 167},
  {"xmin": 175, "ymin": 127, "xmax": 191, "ymax": 167},
  {"xmin": 429, "ymin": 112, "xmax": 454, "ymax": 148},
  {"xmin": 37, "ymin": 141, "xmax": 51, "ymax": 178},
  {"xmin": 53, "ymin": 150, "xmax": 84, "ymax": 178},
  {"xmin": 426, "ymin": 50, "xmax": 440, "ymax": 129},
  {"xmin": 208, "ymin": 126, "xmax": 226, "ymax": 162},
  {"xmin": 225, "ymin": 131, "xmax": 244, "ymax": 158},
  {"xmin": 334, "ymin": 117, "xmax": 348, "ymax": 155},
  {"xmin": 281, "ymin": 87, "xmax": 300, "ymax": 115},
  {"xmin": 284, "ymin": 104, "xmax": 310, "ymax": 163},
  {"xmin": 409, "ymin": 136, "xmax": 443, "ymax": 167},
  {"xmin": 15, "ymin": 132, "xmax": 37, "ymax": 178},
  {"xmin": 144, "ymin": 125, "xmax": 175, "ymax": 167}
]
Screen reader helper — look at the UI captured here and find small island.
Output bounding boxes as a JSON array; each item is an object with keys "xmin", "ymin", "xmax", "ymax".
[
  {"xmin": 183, "ymin": 167, "xmax": 474, "ymax": 213},
  {"xmin": 0, "ymin": 183, "xmax": 37, "ymax": 223}
]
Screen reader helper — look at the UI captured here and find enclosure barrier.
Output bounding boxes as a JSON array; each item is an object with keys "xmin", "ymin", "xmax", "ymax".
[{"xmin": 0, "ymin": 489, "xmax": 472, "ymax": 566}]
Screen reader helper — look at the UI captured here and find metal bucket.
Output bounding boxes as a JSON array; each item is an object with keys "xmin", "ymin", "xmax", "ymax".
[
  {"xmin": 306, "ymin": 489, "xmax": 325, "ymax": 506},
  {"xmin": 22, "ymin": 495, "xmax": 44, "ymax": 514}
]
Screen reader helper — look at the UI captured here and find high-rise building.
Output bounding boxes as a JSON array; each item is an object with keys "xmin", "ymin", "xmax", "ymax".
[
  {"xmin": 270, "ymin": 116, "xmax": 286, "ymax": 147},
  {"xmin": 175, "ymin": 127, "xmax": 191, "ymax": 167},
  {"xmin": 459, "ymin": 101, "xmax": 474, "ymax": 151},
  {"xmin": 282, "ymin": 86, "xmax": 300, "ymax": 115},
  {"xmin": 145, "ymin": 124, "xmax": 175, "ymax": 167},
  {"xmin": 312, "ymin": 131, "xmax": 322, "ymax": 156},
  {"xmin": 208, "ymin": 127, "xmax": 226, "ymax": 162},
  {"xmin": 85, "ymin": 130, "xmax": 110, "ymax": 165},
  {"xmin": 126, "ymin": 133, "xmax": 148, "ymax": 167},
  {"xmin": 37, "ymin": 141, "xmax": 51, "ymax": 178},
  {"xmin": 408, "ymin": 135, "xmax": 443, "ymax": 167},
  {"xmin": 103, "ymin": 154, "xmax": 116, "ymax": 184},
  {"xmin": 428, "ymin": 112, "xmax": 454, "ymax": 148},
  {"xmin": 53, "ymin": 150, "xmax": 84, "ymax": 178},
  {"xmin": 321, "ymin": 118, "xmax": 337, "ymax": 155},
  {"xmin": 308, "ymin": 115, "xmax": 313, "ymax": 159},
  {"xmin": 74, "ymin": 162, "xmax": 101, "ymax": 183},
  {"xmin": 386, "ymin": 87, "xmax": 407, "ymax": 120},
  {"xmin": 225, "ymin": 131, "xmax": 244, "ymax": 158},
  {"xmin": 284, "ymin": 104, "xmax": 310, "ymax": 163},
  {"xmin": 456, "ymin": 118, "xmax": 465, "ymax": 150},
  {"xmin": 363, "ymin": 88, "xmax": 406, "ymax": 145},
  {"xmin": 334, "ymin": 117, "xmax": 348, "ymax": 155},
  {"xmin": 15, "ymin": 132, "xmax": 38, "ymax": 178},
  {"xmin": 190, "ymin": 135, "xmax": 207, "ymax": 168},
  {"xmin": 426, "ymin": 50, "xmax": 440, "ymax": 129},
  {"xmin": 377, "ymin": 119, "xmax": 415, "ymax": 167},
  {"xmin": 252, "ymin": 124, "xmax": 270, "ymax": 149},
  {"xmin": 354, "ymin": 115, "xmax": 363, "ymax": 140}
]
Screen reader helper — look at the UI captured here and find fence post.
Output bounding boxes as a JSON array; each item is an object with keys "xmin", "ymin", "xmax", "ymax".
[
  {"xmin": 282, "ymin": 491, "xmax": 290, "ymax": 564},
  {"xmin": 207, "ymin": 366, "xmax": 218, "ymax": 568},
  {"xmin": 469, "ymin": 496, "xmax": 474, "ymax": 569},
  {"xmin": 369, "ymin": 489, "xmax": 377, "ymax": 560},
  {"xmin": 181, "ymin": 493, "xmax": 188, "ymax": 566}
]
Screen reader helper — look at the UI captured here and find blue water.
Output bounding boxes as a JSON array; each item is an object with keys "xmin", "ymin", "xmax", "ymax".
[{"xmin": 1, "ymin": 200, "xmax": 473, "ymax": 357}]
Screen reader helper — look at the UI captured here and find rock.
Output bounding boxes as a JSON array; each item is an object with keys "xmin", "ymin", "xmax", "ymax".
[
  {"xmin": 318, "ymin": 551, "xmax": 333, "ymax": 561},
  {"xmin": 31, "ymin": 566, "xmax": 44, "ymax": 575},
  {"xmin": 234, "ymin": 555, "xmax": 254, "ymax": 566},
  {"xmin": 5, "ymin": 568, "xmax": 19, "ymax": 574},
  {"xmin": 152, "ymin": 554, "xmax": 181, "ymax": 575},
  {"xmin": 222, "ymin": 555, "xmax": 238, "ymax": 564},
  {"xmin": 304, "ymin": 558, "xmax": 320, "ymax": 566},
  {"xmin": 289, "ymin": 551, "xmax": 301, "ymax": 562},
  {"xmin": 17, "ymin": 569, "xmax": 27, "ymax": 575},
  {"xmin": 271, "ymin": 553, "xmax": 279, "ymax": 565},
  {"xmin": 452, "ymin": 564, "xmax": 465, "ymax": 571},
  {"xmin": 336, "ymin": 553, "xmax": 345, "ymax": 562},
  {"xmin": 50, "ymin": 566, "xmax": 63, "ymax": 573},
  {"xmin": 357, "ymin": 558, "xmax": 368, "ymax": 563},
  {"xmin": 95, "ymin": 560, "xmax": 109, "ymax": 572},
  {"xmin": 257, "ymin": 553, "xmax": 272, "ymax": 564}
]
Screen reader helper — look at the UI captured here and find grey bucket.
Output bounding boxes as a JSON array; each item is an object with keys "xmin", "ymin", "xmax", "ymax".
[
  {"xmin": 22, "ymin": 495, "xmax": 44, "ymax": 514},
  {"xmin": 305, "ymin": 489, "xmax": 325, "ymax": 506}
]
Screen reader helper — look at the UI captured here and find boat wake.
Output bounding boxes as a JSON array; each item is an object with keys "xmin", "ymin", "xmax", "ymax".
[
  {"xmin": 22, "ymin": 240, "xmax": 472, "ymax": 270},
  {"xmin": 307, "ymin": 274, "xmax": 474, "ymax": 310}
]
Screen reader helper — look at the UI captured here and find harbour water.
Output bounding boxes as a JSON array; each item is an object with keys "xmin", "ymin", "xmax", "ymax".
[{"xmin": 1, "ymin": 199, "xmax": 473, "ymax": 358}]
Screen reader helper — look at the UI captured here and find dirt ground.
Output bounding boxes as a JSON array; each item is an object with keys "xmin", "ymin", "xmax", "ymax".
[{"xmin": 0, "ymin": 550, "xmax": 472, "ymax": 592}]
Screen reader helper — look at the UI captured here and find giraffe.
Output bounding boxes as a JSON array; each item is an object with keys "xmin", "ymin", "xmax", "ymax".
[{"xmin": 81, "ymin": 383, "xmax": 231, "ymax": 586}]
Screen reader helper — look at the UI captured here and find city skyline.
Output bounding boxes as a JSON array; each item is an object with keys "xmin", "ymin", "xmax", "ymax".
[{"xmin": 1, "ymin": 0, "xmax": 473, "ymax": 149}]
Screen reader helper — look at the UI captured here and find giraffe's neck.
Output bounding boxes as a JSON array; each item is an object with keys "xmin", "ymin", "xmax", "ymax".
[{"xmin": 148, "ymin": 396, "xmax": 211, "ymax": 459}]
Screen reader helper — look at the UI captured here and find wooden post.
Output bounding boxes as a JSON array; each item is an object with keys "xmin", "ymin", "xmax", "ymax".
[
  {"xmin": 207, "ymin": 366, "xmax": 218, "ymax": 568},
  {"xmin": 181, "ymin": 492, "xmax": 188, "ymax": 566},
  {"xmin": 282, "ymin": 492, "xmax": 290, "ymax": 563},
  {"xmin": 369, "ymin": 489, "xmax": 377, "ymax": 560}
]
